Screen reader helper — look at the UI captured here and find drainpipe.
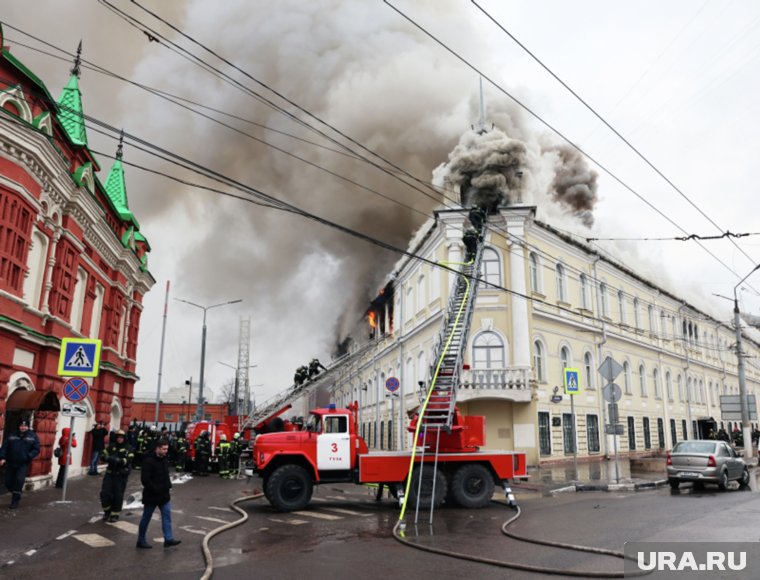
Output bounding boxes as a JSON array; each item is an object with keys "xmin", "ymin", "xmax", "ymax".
[{"xmin": 592, "ymin": 256, "xmax": 609, "ymax": 457}]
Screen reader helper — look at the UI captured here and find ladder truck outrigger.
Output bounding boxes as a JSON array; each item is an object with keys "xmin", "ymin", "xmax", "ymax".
[{"xmin": 251, "ymin": 211, "xmax": 528, "ymax": 513}]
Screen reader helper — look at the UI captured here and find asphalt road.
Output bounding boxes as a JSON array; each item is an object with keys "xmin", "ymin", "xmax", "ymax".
[{"xmin": 2, "ymin": 474, "xmax": 759, "ymax": 580}]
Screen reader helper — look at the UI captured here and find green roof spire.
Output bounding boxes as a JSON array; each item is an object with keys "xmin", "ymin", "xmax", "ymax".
[
  {"xmin": 104, "ymin": 131, "xmax": 138, "ymax": 226},
  {"xmin": 57, "ymin": 41, "xmax": 88, "ymax": 146}
]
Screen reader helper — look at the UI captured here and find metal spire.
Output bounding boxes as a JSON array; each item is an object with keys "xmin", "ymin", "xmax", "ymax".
[
  {"xmin": 71, "ymin": 40, "xmax": 82, "ymax": 78},
  {"xmin": 116, "ymin": 129, "xmax": 124, "ymax": 160},
  {"xmin": 473, "ymin": 76, "xmax": 488, "ymax": 135}
]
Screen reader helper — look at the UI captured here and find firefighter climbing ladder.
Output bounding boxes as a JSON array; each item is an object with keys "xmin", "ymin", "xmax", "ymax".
[
  {"xmin": 402, "ymin": 232, "xmax": 487, "ymax": 525},
  {"xmin": 239, "ymin": 340, "xmax": 378, "ymax": 433}
]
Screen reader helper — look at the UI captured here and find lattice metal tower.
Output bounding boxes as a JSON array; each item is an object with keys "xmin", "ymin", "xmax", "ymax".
[{"xmin": 237, "ymin": 316, "xmax": 251, "ymax": 415}]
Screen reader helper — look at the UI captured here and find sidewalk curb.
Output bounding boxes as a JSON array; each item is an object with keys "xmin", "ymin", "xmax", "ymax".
[{"xmin": 549, "ymin": 479, "xmax": 668, "ymax": 495}]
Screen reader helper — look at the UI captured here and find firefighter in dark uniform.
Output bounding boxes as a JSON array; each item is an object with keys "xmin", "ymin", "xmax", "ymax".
[
  {"xmin": 294, "ymin": 365, "xmax": 309, "ymax": 386},
  {"xmin": 230, "ymin": 433, "xmax": 244, "ymax": 479},
  {"xmin": 468, "ymin": 205, "xmax": 487, "ymax": 235},
  {"xmin": 134, "ymin": 428, "xmax": 148, "ymax": 470},
  {"xmin": 194, "ymin": 431, "xmax": 211, "ymax": 476},
  {"xmin": 100, "ymin": 430, "xmax": 134, "ymax": 522},
  {"xmin": 308, "ymin": 358, "xmax": 327, "ymax": 379},
  {"xmin": 216, "ymin": 434, "xmax": 231, "ymax": 479},
  {"xmin": 173, "ymin": 432, "xmax": 189, "ymax": 472},
  {"xmin": 462, "ymin": 228, "xmax": 479, "ymax": 261}
]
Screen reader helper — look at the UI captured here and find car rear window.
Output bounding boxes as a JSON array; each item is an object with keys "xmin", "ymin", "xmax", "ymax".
[{"xmin": 673, "ymin": 441, "xmax": 716, "ymax": 454}]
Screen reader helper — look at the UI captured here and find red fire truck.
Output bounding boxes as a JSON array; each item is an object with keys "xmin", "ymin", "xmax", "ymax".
[{"xmin": 253, "ymin": 402, "xmax": 527, "ymax": 512}]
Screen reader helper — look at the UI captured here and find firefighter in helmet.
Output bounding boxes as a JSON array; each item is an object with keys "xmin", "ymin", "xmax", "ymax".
[
  {"xmin": 100, "ymin": 430, "xmax": 134, "ymax": 523},
  {"xmin": 294, "ymin": 365, "xmax": 309, "ymax": 386},
  {"xmin": 308, "ymin": 358, "xmax": 327, "ymax": 379},
  {"xmin": 462, "ymin": 228, "xmax": 479, "ymax": 261},
  {"xmin": 229, "ymin": 432, "xmax": 244, "ymax": 478},
  {"xmin": 194, "ymin": 431, "xmax": 212, "ymax": 476},
  {"xmin": 173, "ymin": 432, "xmax": 189, "ymax": 472},
  {"xmin": 468, "ymin": 204, "xmax": 487, "ymax": 236},
  {"xmin": 217, "ymin": 434, "xmax": 232, "ymax": 479}
]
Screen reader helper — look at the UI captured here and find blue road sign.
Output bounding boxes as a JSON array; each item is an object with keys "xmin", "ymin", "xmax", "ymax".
[
  {"xmin": 63, "ymin": 377, "xmax": 89, "ymax": 403},
  {"xmin": 58, "ymin": 338, "xmax": 102, "ymax": 377},
  {"xmin": 385, "ymin": 377, "xmax": 400, "ymax": 393},
  {"xmin": 563, "ymin": 368, "xmax": 581, "ymax": 395}
]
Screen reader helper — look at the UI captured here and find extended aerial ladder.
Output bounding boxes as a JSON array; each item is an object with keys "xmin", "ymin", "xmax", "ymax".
[{"xmin": 239, "ymin": 340, "xmax": 378, "ymax": 434}]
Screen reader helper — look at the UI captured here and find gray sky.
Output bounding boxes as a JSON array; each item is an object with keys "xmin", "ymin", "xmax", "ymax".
[{"xmin": 4, "ymin": 1, "xmax": 760, "ymax": 404}]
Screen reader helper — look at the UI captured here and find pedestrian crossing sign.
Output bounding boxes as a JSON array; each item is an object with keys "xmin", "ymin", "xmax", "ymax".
[
  {"xmin": 58, "ymin": 338, "xmax": 102, "ymax": 377},
  {"xmin": 563, "ymin": 367, "xmax": 581, "ymax": 395}
]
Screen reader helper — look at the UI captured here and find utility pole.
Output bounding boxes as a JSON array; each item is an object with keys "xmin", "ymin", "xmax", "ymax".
[
  {"xmin": 154, "ymin": 281, "xmax": 170, "ymax": 425},
  {"xmin": 734, "ymin": 265, "xmax": 760, "ymax": 463}
]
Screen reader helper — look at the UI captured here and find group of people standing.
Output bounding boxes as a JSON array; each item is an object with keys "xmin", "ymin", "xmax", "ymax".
[{"xmin": 191, "ymin": 431, "xmax": 244, "ymax": 478}]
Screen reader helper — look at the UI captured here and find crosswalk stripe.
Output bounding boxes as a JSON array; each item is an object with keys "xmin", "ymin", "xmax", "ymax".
[
  {"xmin": 108, "ymin": 521, "xmax": 139, "ymax": 535},
  {"xmin": 292, "ymin": 511, "xmax": 343, "ymax": 520},
  {"xmin": 180, "ymin": 525, "xmax": 208, "ymax": 536},
  {"xmin": 195, "ymin": 516, "xmax": 230, "ymax": 524},
  {"xmin": 267, "ymin": 518, "xmax": 308, "ymax": 525},
  {"xmin": 73, "ymin": 534, "xmax": 115, "ymax": 548},
  {"xmin": 57, "ymin": 530, "xmax": 77, "ymax": 540},
  {"xmin": 321, "ymin": 507, "xmax": 372, "ymax": 517}
]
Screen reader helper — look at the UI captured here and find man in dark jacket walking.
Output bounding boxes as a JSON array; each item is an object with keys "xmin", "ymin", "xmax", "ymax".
[
  {"xmin": 0, "ymin": 419, "xmax": 41, "ymax": 509},
  {"xmin": 137, "ymin": 439, "xmax": 181, "ymax": 549},
  {"xmin": 88, "ymin": 421, "xmax": 109, "ymax": 475}
]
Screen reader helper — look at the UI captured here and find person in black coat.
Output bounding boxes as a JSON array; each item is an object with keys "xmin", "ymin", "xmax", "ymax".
[
  {"xmin": 0, "ymin": 419, "xmax": 41, "ymax": 509},
  {"xmin": 88, "ymin": 421, "xmax": 109, "ymax": 475},
  {"xmin": 136, "ymin": 438, "xmax": 181, "ymax": 549}
]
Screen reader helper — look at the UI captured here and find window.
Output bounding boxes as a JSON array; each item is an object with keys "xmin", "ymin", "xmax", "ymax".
[
  {"xmin": 533, "ymin": 340, "xmax": 545, "ymax": 382},
  {"xmin": 538, "ymin": 412, "xmax": 551, "ymax": 455},
  {"xmin": 682, "ymin": 419, "xmax": 688, "ymax": 441},
  {"xmin": 633, "ymin": 298, "xmax": 641, "ymax": 328},
  {"xmin": 639, "ymin": 364, "xmax": 647, "ymax": 397},
  {"xmin": 555, "ymin": 263, "xmax": 567, "ymax": 302},
  {"xmin": 90, "ymin": 284, "xmax": 105, "ymax": 339},
  {"xmin": 657, "ymin": 418, "xmax": 665, "ymax": 449},
  {"xmin": 586, "ymin": 414, "xmax": 600, "ymax": 453},
  {"xmin": 473, "ymin": 331, "xmax": 505, "ymax": 369},
  {"xmin": 529, "ymin": 252, "xmax": 540, "ymax": 292},
  {"xmin": 417, "ymin": 350, "xmax": 427, "ymax": 385},
  {"xmin": 643, "ymin": 417, "xmax": 651, "ymax": 449},
  {"xmin": 627, "ymin": 416, "xmax": 636, "ymax": 450},
  {"xmin": 387, "ymin": 420, "xmax": 393, "ymax": 449},
  {"xmin": 0, "ymin": 191, "xmax": 33, "ymax": 294},
  {"xmin": 618, "ymin": 290, "xmax": 626, "ymax": 323},
  {"xmin": 560, "ymin": 346, "xmax": 571, "ymax": 376},
  {"xmin": 23, "ymin": 229, "xmax": 48, "ymax": 308},
  {"xmin": 653, "ymin": 369, "xmax": 661, "ymax": 399},
  {"xmin": 677, "ymin": 375, "xmax": 684, "ymax": 402},
  {"xmin": 405, "ymin": 286, "xmax": 414, "ymax": 323},
  {"xmin": 583, "ymin": 352, "xmax": 594, "ymax": 390},
  {"xmin": 380, "ymin": 421, "xmax": 384, "ymax": 450},
  {"xmin": 430, "ymin": 266, "xmax": 440, "ymax": 300},
  {"xmin": 416, "ymin": 274, "xmax": 426, "ymax": 311},
  {"xmin": 623, "ymin": 361, "xmax": 632, "ymax": 394},
  {"xmin": 164, "ymin": 413, "xmax": 173, "ymax": 421},
  {"xmin": 325, "ymin": 416, "xmax": 348, "ymax": 433},
  {"xmin": 70, "ymin": 268, "xmax": 88, "ymax": 333},
  {"xmin": 648, "ymin": 305, "xmax": 655, "ymax": 333},
  {"xmin": 562, "ymin": 413, "xmax": 575, "ymax": 454},
  {"xmin": 670, "ymin": 419, "xmax": 677, "ymax": 446},
  {"xmin": 666, "ymin": 372, "xmax": 673, "ymax": 401},
  {"xmin": 599, "ymin": 283, "xmax": 609, "ymax": 317},
  {"xmin": 480, "ymin": 248, "xmax": 501, "ymax": 288},
  {"xmin": 580, "ymin": 274, "xmax": 590, "ymax": 309}
]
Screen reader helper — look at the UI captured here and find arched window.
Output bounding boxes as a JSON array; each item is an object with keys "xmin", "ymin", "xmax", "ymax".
[
  {"xmin": 430, "ymin": 267, "xmax": 440, "ymax": 300},
  {"xmin": 653, "ymin": 368, "xmax": 661, "ymax": 399},
  {"xmin": 666, "ymin": 371, "xmax": 673, "ymax": 401},
  {"xmin": 599, "ymin": 283, "xmax": 609, "ymax": 317},
  {"xmin": 70, "ymin": 268, "xmax": 88, "ymax": 333},
  {"xmin": 417, "ymin": 274, "xmax": 426, "ymax": 311},
  {"xmin": 416, "ymin": 350, "xmax": 427, "ymax": 385},
  {"xmin": 405, "ymin": 286, "xmax": 414, "ymax": 323},
  {"xmin": 529, "ymin": 252, "xmax": 540, "ymax": 292},
  {"xmin": 480, "ymin": 248, "xmax": 501, "ymax": 288},
  {"xmin": 580, "ymin": 274, "xmax": 590, "ymax": 310},
  {"xmin": 560, "ymin": 346, "xmax": 571, "ymax": 375},
  {"xmin": 639, "ymin": 364, "xmax": 647, "ymax": 397},
  {"xmin": 648, "ymin": 305, "xmax": 655, "ymax": 333},
  {"xmin": 533, "ymin": 340, "xmax": 545, "ymax": 382},
  {"xmin": 23, "ymin": 228, "xmax": 48, "ymax": 309},
  {"xmin": 406, "ymin": 357, "xmax": 414, "ymax": 388},
  {"xmin": 618, "ymin": 290, "xmax": 626, "ymax": 323},
  {"xmin": 555, "ymin": 264, "xmax": 567, "ymax": 302},
  {"xmin": 473, "ymin": 331, "xmax": 505, "ymax": 369},
  {"xmin": 633, "ymin": 298, "xmax": 641, "ymax": 328},
  {"xmin": 583, "ymin": 352, "xmax": 594, "ymax": 389},
  {"xmin": 623, "ymin": 361, "xmax": 632, "ymax": 394},
  {"xmin": 89, "ymin": 284, "xmax": 105, "ymax": 339},
  {"xmin": 677, "ymin": 375, "xmax": 684, "ymax": 402}
]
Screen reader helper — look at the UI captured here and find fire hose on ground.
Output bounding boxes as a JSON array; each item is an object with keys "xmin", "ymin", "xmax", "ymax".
[
  {"xmin": 392, "ymin": 500, "xmax": 646, "ymax": 578},
  {"xmin": 199, "ymin": 491, "xmax": 264, "ymax": 580}
]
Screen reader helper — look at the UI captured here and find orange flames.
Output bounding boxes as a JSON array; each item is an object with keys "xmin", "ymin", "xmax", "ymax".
[{"xmin": 368, "ymin": 311, "xmax": 377, "ymax": 329}]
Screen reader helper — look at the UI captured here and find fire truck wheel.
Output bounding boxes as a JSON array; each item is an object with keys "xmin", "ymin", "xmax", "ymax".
[
  {"xmin": 408, "ymin": 465, "xmax": 447, "ymax": 509},
  {"xmin": 450, "ymin": 464, "xmax": 494, "ymax": 509},
  {"xmin": 266, "ymin": 464, "xmax": 313, "ymax": 512}
]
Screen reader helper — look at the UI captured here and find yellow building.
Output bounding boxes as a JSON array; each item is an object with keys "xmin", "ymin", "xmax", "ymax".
[{"xmin": 327, "ymin": 204, "xmax": 760, "ymax": 466}]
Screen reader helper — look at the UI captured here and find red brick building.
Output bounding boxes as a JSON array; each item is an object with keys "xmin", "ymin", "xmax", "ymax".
[
  {"xmin": 0, "ymin": 28, "xmax": 154, "ymax": 488},
  {"xmin": 130, "ymin": 401, "xmax": 228, "ymax": 427}
]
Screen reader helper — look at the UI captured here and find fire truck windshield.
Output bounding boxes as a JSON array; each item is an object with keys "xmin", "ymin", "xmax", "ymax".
[{"xmin": 304, "ymin": 414, "xmax": 322, "ymax": 433}]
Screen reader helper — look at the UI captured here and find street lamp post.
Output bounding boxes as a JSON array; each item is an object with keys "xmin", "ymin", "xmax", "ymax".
[
  {"xmin": 734, "ymin": 265, "xmax": 760, "ymax": 464},
  {"xmin": 176, "ymin": 298, "xmax": 242, "ymax": 422}
]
